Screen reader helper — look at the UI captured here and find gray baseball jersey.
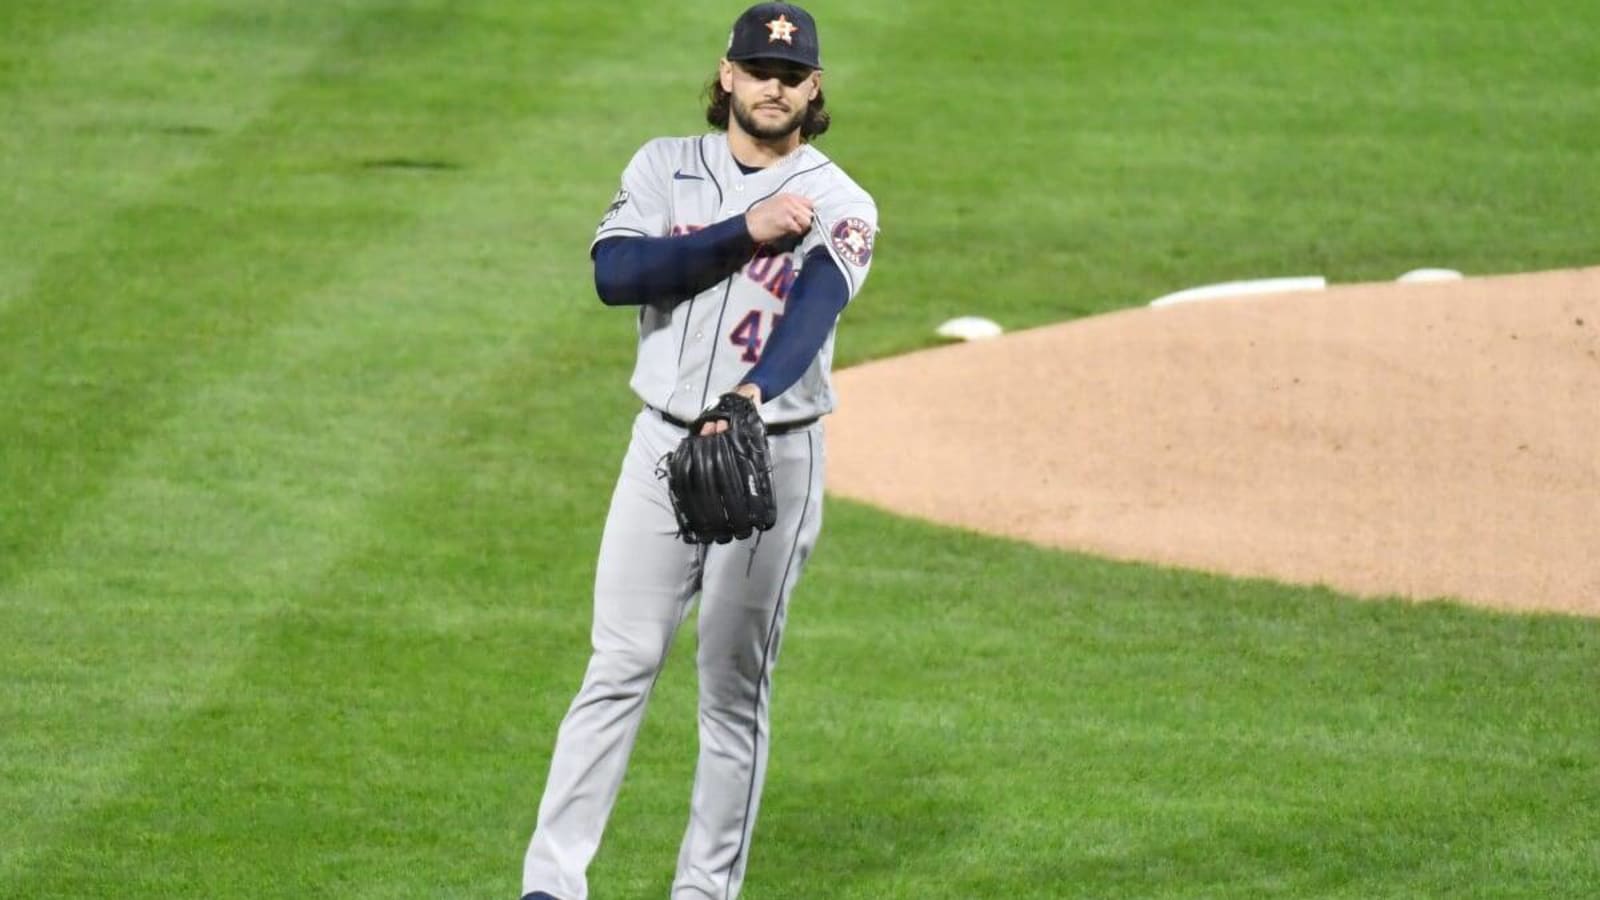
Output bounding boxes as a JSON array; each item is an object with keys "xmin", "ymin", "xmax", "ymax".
[{"xmin": 592, "ymin": 132, "xmax": 878, "ymax": 424}]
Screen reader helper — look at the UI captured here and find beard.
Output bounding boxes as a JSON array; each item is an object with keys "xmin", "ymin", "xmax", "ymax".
[{"xmin": 731, "ymin": 93, "xmax": 806, "ymax": 141}]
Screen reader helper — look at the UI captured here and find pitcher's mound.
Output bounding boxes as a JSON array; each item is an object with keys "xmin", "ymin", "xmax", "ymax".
[{"xmin": 828, "ymin": 267, "xmax": 1600, "ymax": 616}]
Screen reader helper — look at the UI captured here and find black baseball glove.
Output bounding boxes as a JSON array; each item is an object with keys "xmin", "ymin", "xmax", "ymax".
[{"xmin": 659, "ymin": 392, "xmax": 778, "ymax": 545}]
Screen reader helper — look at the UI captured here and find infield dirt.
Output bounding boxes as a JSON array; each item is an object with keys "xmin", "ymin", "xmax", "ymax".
[{"xmin": 827, "ymin": 267, "xmax": 1600, "ymax": 616}]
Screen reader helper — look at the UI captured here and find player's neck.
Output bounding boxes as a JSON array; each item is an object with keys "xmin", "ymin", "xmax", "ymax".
[{"xmin": 726, "ymin": 124, "xmax": 802, "ymax": 170}]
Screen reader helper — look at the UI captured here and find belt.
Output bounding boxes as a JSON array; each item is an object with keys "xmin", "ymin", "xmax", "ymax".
[{"xmin": 655, "ymin": 407, "xmax": 818, "ymax": 435}]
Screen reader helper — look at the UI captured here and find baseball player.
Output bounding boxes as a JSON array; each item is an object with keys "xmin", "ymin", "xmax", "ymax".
[{"xmin": 520, "ymin": 4, "xmax": 877, "ymax": 899}]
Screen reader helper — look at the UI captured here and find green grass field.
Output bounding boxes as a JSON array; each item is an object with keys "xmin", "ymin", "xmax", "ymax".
[{"xmin": 3, "ymin": 1, "xmax": 1598, "ymax": 897}]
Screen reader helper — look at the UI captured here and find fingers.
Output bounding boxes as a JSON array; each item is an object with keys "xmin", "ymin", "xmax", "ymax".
[
  {"xmin": 784, "ymin": 197, "xmax": 814, "ymax": 233},
  {"xmin": 746, "ymin": 193, "xmax": 814, "ymax": 243},
  {"xmin": 779, "ymin": 194, "xmax": 814, "ymax": 232},
  {"xmin": 773, "ymin": 212, "xmax": 808, "ymax": 236}
]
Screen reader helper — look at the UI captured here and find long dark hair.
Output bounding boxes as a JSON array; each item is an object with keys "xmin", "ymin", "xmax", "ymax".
[{"xmin": 705, "ymin": 71, "xmax": 831, "ymax": 141}]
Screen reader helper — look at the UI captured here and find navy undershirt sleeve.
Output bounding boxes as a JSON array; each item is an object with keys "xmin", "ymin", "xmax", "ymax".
[
  {"xmin": 592, "ymin": 215, "xmax": 757, "ymax": 306},
  {"xmin": 743, "ymin": 247, "xmax": 850, "ymax": 401}
]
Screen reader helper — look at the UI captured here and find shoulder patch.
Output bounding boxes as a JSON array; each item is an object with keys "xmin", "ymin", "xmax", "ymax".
[
  {"xmin": 599, "ymin": 188, "xmax": 629, "ymax": 225},
  {"xmin": 829, "ymin": 217, "xmax": 874, "ymax": 267}
]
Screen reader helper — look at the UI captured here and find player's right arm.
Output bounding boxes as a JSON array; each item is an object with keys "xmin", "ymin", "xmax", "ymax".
[
  {"xmin": 589, "ymin": 140, "xmax": 813, "ymax": 306},
  {"xmin": 592, "ymin": 193, "xmax": 812, "ymax": 306},
  {"xmin": 593, "ymin": 220, "xmax": 753, "ymax": 306}
]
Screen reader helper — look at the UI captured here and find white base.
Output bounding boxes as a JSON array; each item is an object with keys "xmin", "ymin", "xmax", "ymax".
[
  {"xmin": 935, "ymin": 315, "xmax": 1004, "ymax": 341},
  {"xmin": 1149, "ymin": 276, "xmax": 1327, "ymax": 308}
]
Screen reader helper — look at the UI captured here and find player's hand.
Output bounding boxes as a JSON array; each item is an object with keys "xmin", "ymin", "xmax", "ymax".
[
  {"xmin": 745, "ymin": 194, "xmax": 814, "ymax": 244},
  {"xmin": 699, "ymin": 384, "xmax": 763, "ymax": 435}
]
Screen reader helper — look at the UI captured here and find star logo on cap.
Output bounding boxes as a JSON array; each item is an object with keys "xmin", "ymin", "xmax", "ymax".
[{"xmin": 766, "ymin": 14, "xmax": 799, "ymax": 44}]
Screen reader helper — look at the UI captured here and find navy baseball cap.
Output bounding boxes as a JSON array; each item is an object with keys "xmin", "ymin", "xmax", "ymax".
[{"xmin": 725, "ymin": 3, "xmax": 822, "ymax": 70}]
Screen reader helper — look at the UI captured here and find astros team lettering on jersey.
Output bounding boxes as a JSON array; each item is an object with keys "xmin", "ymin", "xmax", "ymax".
[{"xmin": 593, "ymin": 132, "xmax": 878, "ymax": 425}]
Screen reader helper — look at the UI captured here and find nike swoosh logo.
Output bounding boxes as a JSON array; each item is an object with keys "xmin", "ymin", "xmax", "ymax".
[{"xmin": 673, "ymin": 170, "xmax": 704, "ymax": 181}]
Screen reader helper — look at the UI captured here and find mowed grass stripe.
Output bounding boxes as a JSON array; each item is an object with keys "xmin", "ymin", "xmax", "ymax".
[
  {"xmin": 0, "ymin": 1, "xmax": 381, "ymax": 310},
  {"xmin": 0, "ymin": 0, "xmax": 526, "ymax": 586},
  {"xmin": 0, "ymin": 0, "xmax": 620, "ymax": 889},
  {"xmin": 1, "ymin": 329, "xmax": 641, "ymax": 899},
  {"xmin": 0, "ymin": 0, "xmax": 108, "ymax": 83}
]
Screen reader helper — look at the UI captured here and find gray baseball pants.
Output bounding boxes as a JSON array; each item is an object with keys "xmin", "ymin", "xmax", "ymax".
[{"xmin": 523, "ymin": 408, "xmax": 825, "ymax": 900}]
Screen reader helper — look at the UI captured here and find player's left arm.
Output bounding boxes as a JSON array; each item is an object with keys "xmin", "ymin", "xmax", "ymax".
[
  {"xmin": 740, "ymin": 247, "xmax": 850, "ymax": 401},
  {"xmin": 739, "ymin": 197, "xmax": 877, "ymax": 401}
]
